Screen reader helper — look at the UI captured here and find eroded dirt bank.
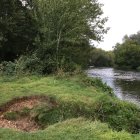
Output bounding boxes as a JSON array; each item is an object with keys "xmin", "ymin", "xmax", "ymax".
[{"xmin": 0, "ymin": 96, "xmax": 57, "ymax": 132}]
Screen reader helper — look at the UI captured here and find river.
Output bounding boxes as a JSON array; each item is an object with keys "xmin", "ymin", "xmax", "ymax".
[{"xmin": 87, "ymin": 68, "xmax": 140, "ymax": 106}]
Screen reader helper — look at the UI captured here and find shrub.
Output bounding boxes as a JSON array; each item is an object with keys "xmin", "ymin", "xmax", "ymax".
[
  {"xmin": 31, "ymin": 102, "xmax": 80, "ymax": 127},
  {"xmin": 0, "ymin": 55, "xmax": 45, "ymax": 76},
  {"xmin": 0, "ymin": 61, "xmax": 16, "ymax": 76},
  {"xmin": 15, "ymin": 55, "xmax": 47, "ymax": 75},
  {"xmin": 0, "ymin": 56, "xmax": 82, "ymax": 76},
  {"xmin": 29, "ymin": 96, "xmax": 140, "ymax": 133},
  {"xmin": 94, "ymin": 95, "xmax": 140, "ymax": 133}
]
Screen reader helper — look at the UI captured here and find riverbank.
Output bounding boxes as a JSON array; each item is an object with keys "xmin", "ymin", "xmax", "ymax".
[
  {"xmin": 88, "ymin": 67, "xmax": 140, "ymax": 105},
  {"xmin": 0, "ymin": 74, "xmax": 140, "ymax": 139}
]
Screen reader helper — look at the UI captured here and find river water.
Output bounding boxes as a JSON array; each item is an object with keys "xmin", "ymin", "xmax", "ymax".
[{"xmin": 87, "ymin": 68, "xmax": 140, "ymax": 106}]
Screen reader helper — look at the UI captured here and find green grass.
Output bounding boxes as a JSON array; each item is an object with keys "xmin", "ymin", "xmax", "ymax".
[
  {"xmin": 0, "ymin": 75, "xmax": 140, "ymax": 139},
  {"xmin": 0, "ymin": 118, "xmax": 136, "ymax": 140},
  {"xmin": 0, "ymin": 75, "xmax": 103, "ymax": 106}
]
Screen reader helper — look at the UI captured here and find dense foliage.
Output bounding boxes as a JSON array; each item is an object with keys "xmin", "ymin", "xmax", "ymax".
[
  {"xmin": 0, "ymin": 0, "xmax": 37, "ymax": 62},
  {"xmin": 0, "ymin": 0, "xmax": 108, "ymax": 74},
  {"xmin": 90, "ymin": 48, "xmax": 114, "ymax": 67},
  {"xmin": 114, "ymin": 32, "xmax": 140, "ymax": 70}
]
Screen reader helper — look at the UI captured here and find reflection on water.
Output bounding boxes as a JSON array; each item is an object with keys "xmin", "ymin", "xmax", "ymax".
[{"xmin": 87, "ymin": 68, "xmax": 140, "ymax": 105}]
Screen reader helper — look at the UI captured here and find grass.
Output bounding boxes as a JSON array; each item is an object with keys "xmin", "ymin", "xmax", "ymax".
[
  {"xmin": 0, "ymin": 74, "xmax": 140, "ymax": 139},
  {"xmin": 0, "ymin": 75, "xmax": 102, "ymax": 105},
  {"xmin": 0, "ymin": 118, "xmax": 136, "ymax": 140}
]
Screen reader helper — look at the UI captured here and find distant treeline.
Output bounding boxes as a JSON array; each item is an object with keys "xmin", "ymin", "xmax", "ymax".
[
  {"xmin": 90, "ymin": 48, "xmax": 114, "ymax": 67},
  {"xmin": 90, "ymin": 31, "xmax": 140, "ymax": 70},
  {"xmin": 114, "ymin": 32, "xmax": 140, "ymax": 71}
]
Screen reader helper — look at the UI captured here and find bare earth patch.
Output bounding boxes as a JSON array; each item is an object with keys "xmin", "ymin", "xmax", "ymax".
[
  {"xmin": 0, "ymin": 117, "xmax": 39, "ymax": 132},
  {"xmin": 0, "ymin": 96, "xmax": 56, "ymax": 132}
]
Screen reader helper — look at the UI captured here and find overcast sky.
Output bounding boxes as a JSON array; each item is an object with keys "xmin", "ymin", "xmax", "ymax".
[{"xmin": 97, "ymin": 0, "xmax": 140, "ymax": 51}]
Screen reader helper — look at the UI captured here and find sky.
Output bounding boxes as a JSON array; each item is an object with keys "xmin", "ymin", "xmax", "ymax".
[{"xmin": 97, "ymin": 0, "xmax": 140, "ymax": 51}]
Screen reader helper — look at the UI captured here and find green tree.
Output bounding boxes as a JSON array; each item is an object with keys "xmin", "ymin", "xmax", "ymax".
[
  {"xmin": 32, "ymin": 0, "xmax": 108, "ymax": 73},
  {"xmin": 90, "ymin": 48, "xmax": 114, "ymax": 67},
  {"xmin": 0, "ymin": 0, "xmax": 37, "ymax": 62},
  {"xmin": 114, "ymin": 34, "xmax": 140, "ymax": 70}
]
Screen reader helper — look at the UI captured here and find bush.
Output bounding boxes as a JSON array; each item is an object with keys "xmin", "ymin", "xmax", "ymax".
[
  {"xmin": 94, "ymin": 95, "xmax": 140, "ymax": 133},
  {"xmin": 0, "ymin": 55, "xmax": 83, "ymax": 76},
  {"xmin": 29, "ymin": 96, "xmax": 140, "ymax": 133},
  {"xmin": 31, "ymin": 102, "xmax": 81, "ymax": 127},
  {"xmin": 15, "ymin": 55, "xmax": 44, "ymax": 75},
  {"xmin": 0, "ymin": 55, "xmax": 45, "ymax": 76},
  {"xmin": 0, "ymin": 61, "xmax": 16, "ymax": 76}
]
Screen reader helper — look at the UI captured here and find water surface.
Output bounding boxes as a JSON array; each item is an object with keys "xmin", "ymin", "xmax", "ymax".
[{"xmin": 87, "ymin": 68, "xmax": 140, "ymax": 106}]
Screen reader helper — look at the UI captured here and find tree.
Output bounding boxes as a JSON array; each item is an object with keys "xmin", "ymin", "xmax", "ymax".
[
  {"xmin": 114, "ymin": 33, "xmax": 140, "ymax": 70},
  {"xmin": 31, "ymin": 0, "xmax": 108, "ymax": 72},
  {"xmin": 0, "ymin": 0, "xmax": 37, "ymax": 62},
  {"xmin": 0, "ymin": 0, "xmax": 108, "ymax": 74},
  {"xmin": 90, "ymin": 48, "xmax": 114, "ymax": 67}
]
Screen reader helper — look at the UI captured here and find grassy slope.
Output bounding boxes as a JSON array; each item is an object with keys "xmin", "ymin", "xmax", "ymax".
[
  {"xmin": 0, "ymin": 75, "xmax": 100, "ymax": 105},
  {"xmin": 0, "ymin": 118, "xmax": 135, "ymax": 140},
  {"xmin": 0, "ymin": 75, "xmax": 140, "ymax": 140}
]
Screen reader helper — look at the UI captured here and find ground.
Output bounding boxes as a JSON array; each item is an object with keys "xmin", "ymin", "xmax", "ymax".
[{"xmin": 0, "ymin": 75, "xmax": 139, "ymax": 140}]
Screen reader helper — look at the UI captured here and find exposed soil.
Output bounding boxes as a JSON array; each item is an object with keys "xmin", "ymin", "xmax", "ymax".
[
  {"xmin": 0, "ymin": 117, "xmax": 39, "ymax": 132},
  {"xmin": 0, "ymin": 95, "xmax": 57, "ymax": 132}
]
